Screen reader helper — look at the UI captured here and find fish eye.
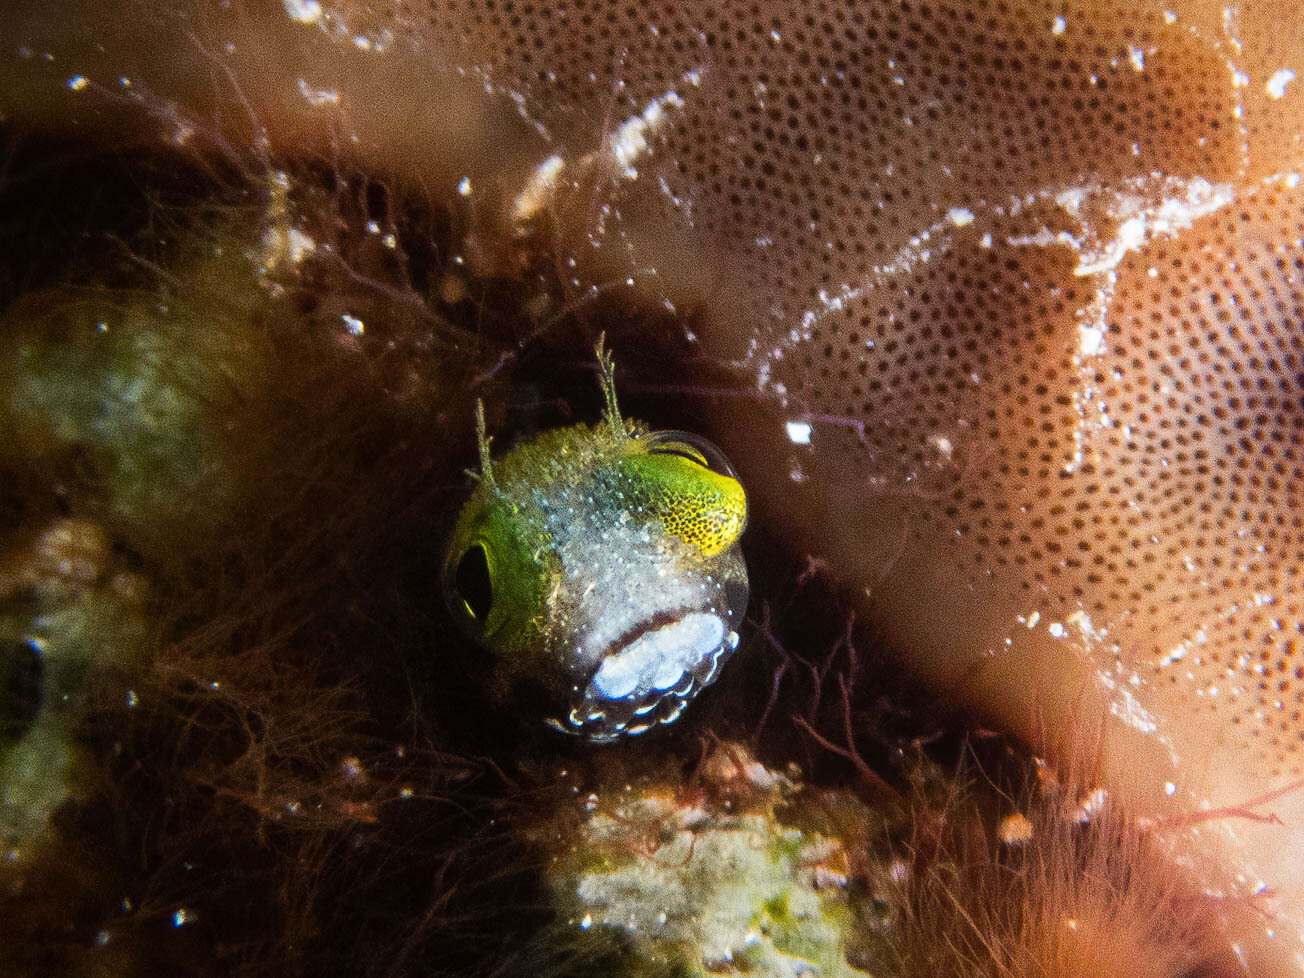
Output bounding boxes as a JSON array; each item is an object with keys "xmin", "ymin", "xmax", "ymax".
[
  {"xmin": 641, "ymin": 430, "xmax": 738, "ymax": 480},
  {"xmin": 451, "ymin": 542, "xmax": 494, "ymax": 623}
]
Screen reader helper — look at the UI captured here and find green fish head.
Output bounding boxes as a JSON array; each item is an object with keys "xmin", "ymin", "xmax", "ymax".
[{"xmin": 444, "ymin": 342, "xmax": 749, "ymax": 742}]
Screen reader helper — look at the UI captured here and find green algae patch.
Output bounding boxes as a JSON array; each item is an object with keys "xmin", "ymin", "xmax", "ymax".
[
  {"xmin": 0, "ymin": 519, "xmax": 151, "ymax": 876},
  {"xmin": 1, "ymin": 243, "xmax": 271, "ymax": 550}
]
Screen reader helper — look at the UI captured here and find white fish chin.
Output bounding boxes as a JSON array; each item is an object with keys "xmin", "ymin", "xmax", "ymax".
[{"xmin": 547, "ymin": 613, "xmax": 741, "ymax": 743}]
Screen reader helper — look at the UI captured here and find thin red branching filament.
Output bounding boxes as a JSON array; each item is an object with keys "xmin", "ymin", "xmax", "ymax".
[{"xmin": 1143, "ymin": 778, "xmax": 1304, "ymax": 830}]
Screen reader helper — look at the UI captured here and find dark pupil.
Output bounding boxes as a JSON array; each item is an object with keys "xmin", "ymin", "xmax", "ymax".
[
  {"xmin": 1, "ymin": 638, "xmax": 43, "ymax": 741},
  {"xmin": 454, "ymin": 544, "xmax": 493, "ymax": 621}
]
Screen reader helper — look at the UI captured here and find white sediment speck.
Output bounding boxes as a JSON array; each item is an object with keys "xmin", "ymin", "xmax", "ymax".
[
  {"xmin": 1051, "ymin": 15, "xmax": 1067, "ymax": 34},
  {"xmin": 67, "ymin": 75, "xmax": 88, "ymax": 91},
  {"xmin": 1266, "ymin": 68, "xmax": 1297, "ymax": 99},
  {"xmin": 785, "ymin": 420, "xmax": 812, "ymax": 445},
  {"xmin": 1110, "ymin": 686, "xmax": 1159, "ymax": 734},
  {"xmin": 283, "ymin": 0, "xmax": 323, "ymax": 24},
  {"xmin": 285, "ymin": 228, "xmax": 315, "ymax": 263},
  {"xmin": 296, "ymin": 78, "xmax": 340, "ymax": 107}
]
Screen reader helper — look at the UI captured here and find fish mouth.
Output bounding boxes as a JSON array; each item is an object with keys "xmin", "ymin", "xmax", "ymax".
[{"xmin": 546, "ymin": 611, "xmax": 741, "ymax": 743}]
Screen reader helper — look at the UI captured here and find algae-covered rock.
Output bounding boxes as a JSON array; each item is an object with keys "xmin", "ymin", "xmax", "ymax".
[
  {"xmin": 544, "ymin": 744, "xmax": 892, "ymax": 977},
  {"xmin": 0, "ymin": 518, "xmax": 149, "ymax": 875},
  {"xmin": 2, "ymin": 247, "xmax": 268, "ymax": 542}
]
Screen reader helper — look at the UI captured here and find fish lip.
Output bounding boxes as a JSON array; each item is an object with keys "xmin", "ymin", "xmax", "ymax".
[{"xmin": 547, "ymin": 611, "xmax": 739, "ymax": 742}]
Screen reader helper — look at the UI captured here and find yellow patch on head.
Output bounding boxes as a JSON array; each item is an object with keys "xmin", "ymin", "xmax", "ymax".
[{"xmin": 616, "ymin": 450, "xmax": 748, "ymax": 557}]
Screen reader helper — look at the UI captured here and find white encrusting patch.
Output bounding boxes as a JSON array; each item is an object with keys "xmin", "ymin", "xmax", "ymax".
[
  {"xmin": 1071, "ymin": 177, "xmax": 1235, "ymax": 276},
  {"xmin": 607, "ymin": 90, "xmax": 686, "ymax": 180}
]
